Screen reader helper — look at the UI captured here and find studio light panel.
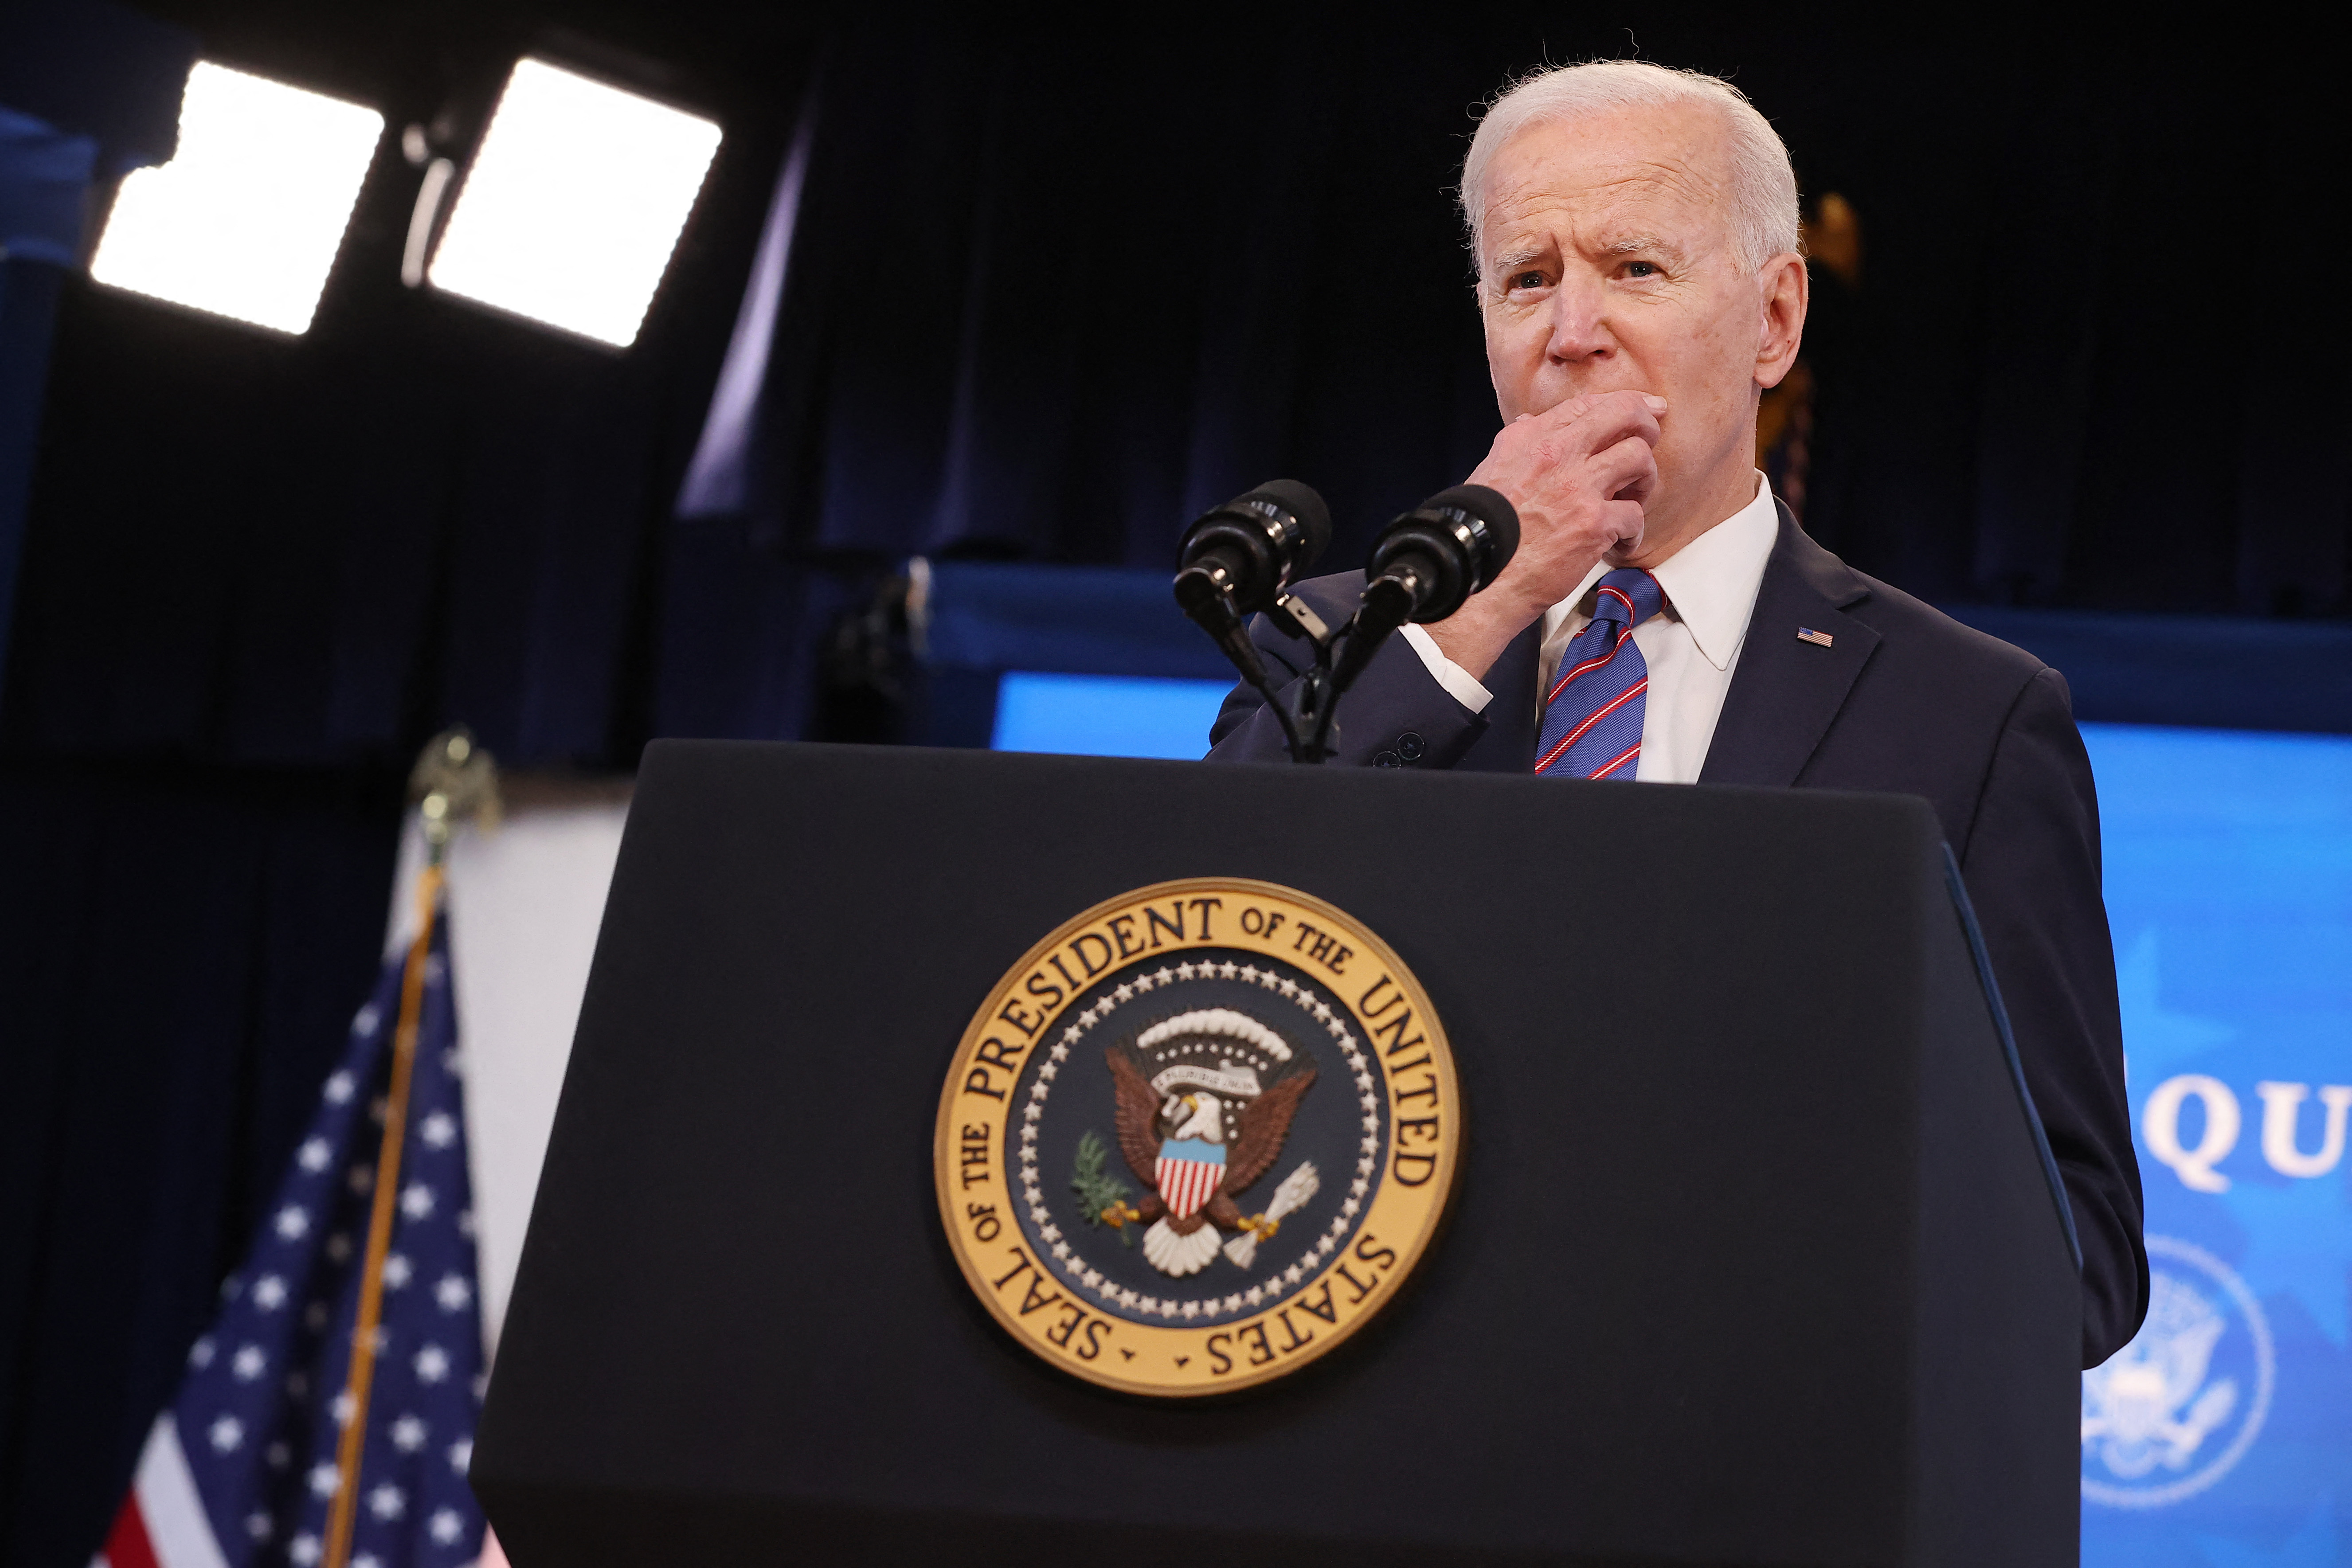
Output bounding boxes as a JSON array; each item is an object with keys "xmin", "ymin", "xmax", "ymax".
[
  {"xmin": 89, "ymin": 62, "xmax": 384, "ymax": 335},
  {"xmin": 427, "ymin": 59, "xmax": 723, "ymax": 348}
]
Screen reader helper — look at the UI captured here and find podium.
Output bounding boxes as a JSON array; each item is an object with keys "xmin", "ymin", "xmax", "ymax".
[{"xmin": 471, "ymin": 742, "xmax": 2079, "ymax": 1567}]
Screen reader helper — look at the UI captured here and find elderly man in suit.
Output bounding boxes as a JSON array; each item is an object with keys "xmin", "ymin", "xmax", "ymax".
[{"xmin": 1208, "ymin": 59, "xmax": 2147, "ymax": 1368}]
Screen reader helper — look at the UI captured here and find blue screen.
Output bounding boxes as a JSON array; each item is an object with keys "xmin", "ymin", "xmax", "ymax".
[
  {"xmin": 990, "ymin": 672, "xmax": 1230, "ymax": 759},
  {"xmin": 990, "ymin": 676, "xmax": 2352, "ymax": 1557},
  {"xmin": 2080, "ymin": 723, "xmax": 2352, "ymax": 1564}
]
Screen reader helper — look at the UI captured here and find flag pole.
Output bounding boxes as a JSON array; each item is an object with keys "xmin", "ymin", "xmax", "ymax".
[{"xmin": 322, "ymin": 729, "xmax": 499, "ymax": 1568}]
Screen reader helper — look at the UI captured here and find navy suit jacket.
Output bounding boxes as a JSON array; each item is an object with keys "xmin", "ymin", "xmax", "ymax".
[{"xmin": 1209, "ymin": 504, "xmax": 2148, "ymax": 1367}]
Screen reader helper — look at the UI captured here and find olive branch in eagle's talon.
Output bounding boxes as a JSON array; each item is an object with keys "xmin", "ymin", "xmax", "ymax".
[{"xmin": 1069, "ymin": 1129, "xmax": 1139, "ymax": 1247}]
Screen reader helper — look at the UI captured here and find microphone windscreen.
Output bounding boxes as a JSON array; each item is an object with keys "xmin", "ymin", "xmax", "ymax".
[
  {"xmin": 1420, "ymin": 483, "xmax": 1520, "ymax": 578},
  {"xmin": 1238, "ymin": 480, "xmax": 1332, "ymax": 575}
]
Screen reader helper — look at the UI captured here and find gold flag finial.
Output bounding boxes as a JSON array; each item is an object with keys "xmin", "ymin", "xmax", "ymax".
[{"xmin": 407, "ymin": 725, "xmax": 502, "ymax": 858}]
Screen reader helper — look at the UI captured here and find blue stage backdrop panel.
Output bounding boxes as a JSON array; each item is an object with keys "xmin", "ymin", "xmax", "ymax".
[
  {"xmin": 989, "ymin": 672, "xmax": 1229, "ymax": 760},
  {"xmin": 991, "ymin": 685, "xmax": 2352, "ymax": 1560},
  {"xmin": 2078, "ymin": 723, "xmax": 2352, "ymax": 1564}
]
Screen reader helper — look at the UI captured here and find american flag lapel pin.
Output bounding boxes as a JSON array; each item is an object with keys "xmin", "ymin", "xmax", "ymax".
[{"xmin": 1796, "ymin": 627, "xmax": 1835, "ymax": 649}]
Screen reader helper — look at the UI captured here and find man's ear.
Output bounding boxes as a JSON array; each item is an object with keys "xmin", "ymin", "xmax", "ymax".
[{"xmin": 1753, "ymin": 252, "xmax": 1808, "ymax": 391}]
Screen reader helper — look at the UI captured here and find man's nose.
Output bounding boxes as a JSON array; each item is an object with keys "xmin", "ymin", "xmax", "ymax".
[{"xmin": 1544, "ymin": 275, "xmax": 1612, "ymax": 366}]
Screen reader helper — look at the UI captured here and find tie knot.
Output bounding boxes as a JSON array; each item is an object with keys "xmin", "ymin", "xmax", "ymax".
[{"xmin": 1590, "ymin": 568, "xmax": 1663, "ymax": 630}]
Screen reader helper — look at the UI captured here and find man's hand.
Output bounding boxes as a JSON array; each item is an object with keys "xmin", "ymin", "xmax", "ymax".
[{"xmin": 1424, "ymin": 390, "xmax": 1665, "ymax": 680}]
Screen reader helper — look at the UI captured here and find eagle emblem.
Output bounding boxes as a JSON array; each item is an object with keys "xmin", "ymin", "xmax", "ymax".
[
  {"xmin": 2082, "ymin": 1271, "xmax": 2237, "ymax": 1478},
  {"xmin": 1099, "ymin": 1009, "xmax": 1317, "ymax": 1277},
  {"xmin": 2079, "ymin": 1234, "xmax": 2276, "ymax": 1508}
]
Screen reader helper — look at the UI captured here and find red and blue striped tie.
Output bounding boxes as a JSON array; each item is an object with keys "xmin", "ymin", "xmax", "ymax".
[{"xmin": 1534, "ymin": 568, "xmax": 1663, "ymax": 780}]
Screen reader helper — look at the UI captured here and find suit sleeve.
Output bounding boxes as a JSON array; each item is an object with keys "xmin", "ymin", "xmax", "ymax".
[
  {"xmin": 1961, "ymin": 666, "xmax": 2148, "ymax": 1367},
  {"xmin": 1205, "ymin": 599, "xmax": 1493, "ymax": 768}
]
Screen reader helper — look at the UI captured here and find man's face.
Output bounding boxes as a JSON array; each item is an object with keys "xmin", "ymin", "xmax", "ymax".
[{"xmin": 1476, "ymin": 102, "xmax": 1776, "ymax": 523}]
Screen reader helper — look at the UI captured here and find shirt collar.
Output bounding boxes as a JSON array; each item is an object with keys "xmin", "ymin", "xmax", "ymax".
[
  {"xmin": 1648, "ymin": 472, "xmax": 1780, "ymax": 671},
  {"xmin": 1544, "ymin": 472, "xmax": 1779, "ymax": 673}
]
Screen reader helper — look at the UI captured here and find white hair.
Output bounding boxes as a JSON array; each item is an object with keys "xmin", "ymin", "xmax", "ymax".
[{"xmin": 1459, "ymin": 59, "xmax": 1800, "ymax": 276}]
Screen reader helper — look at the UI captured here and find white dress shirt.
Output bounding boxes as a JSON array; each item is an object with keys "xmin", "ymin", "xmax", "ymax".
[{"xmin": 1398, "ymin": 473, "xmax": 1781, "ymax": 782}]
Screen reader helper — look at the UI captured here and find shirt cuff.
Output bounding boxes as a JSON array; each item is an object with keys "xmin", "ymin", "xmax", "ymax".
[{"xmin": 1399, "ymin": 623, "xmax": 1494, "ymax": 714}]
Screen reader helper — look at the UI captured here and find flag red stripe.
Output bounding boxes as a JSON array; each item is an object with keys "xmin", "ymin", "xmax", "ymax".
[{"xmin": 102, "ymin": 1499, "xmax": 161, "ymax": 1568}]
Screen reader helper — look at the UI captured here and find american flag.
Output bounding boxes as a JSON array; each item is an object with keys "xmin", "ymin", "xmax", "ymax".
[{"xmin": 95, "ymin": 915, "xmax": 488, "ymax": 1568}]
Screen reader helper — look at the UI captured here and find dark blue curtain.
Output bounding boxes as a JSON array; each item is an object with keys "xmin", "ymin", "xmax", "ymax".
[
  {"xmin": 685, "ymin": 10, "xmax": 2351, "ymax": 618},
  {"xmin": 0, "ymin": 758, "xmax": 400, "ymax": 1566}
]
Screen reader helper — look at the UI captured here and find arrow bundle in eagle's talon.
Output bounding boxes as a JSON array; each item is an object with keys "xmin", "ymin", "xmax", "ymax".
[{"xmin": 1223, "ymin": 1161, "xmax": 1321, "ymax": 1270}]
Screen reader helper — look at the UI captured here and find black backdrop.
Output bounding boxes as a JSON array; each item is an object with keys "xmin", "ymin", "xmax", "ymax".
[{"xmin": 3, "ymin": 3, "xmax": 2348, "ymax": 1561}]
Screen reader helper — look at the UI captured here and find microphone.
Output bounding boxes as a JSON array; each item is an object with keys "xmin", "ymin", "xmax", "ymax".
[
  {"xmin": 1171, "ymin": 480, "xmax": 1333, "ymax": 686},
  {"xmin": 1331, "ymin": 484, "xmax": 1519, "ymax": 692},
  {"xmin": 1362, "ymin": 483, "xmax": 1520, "ymax": 625},
  {"xmin": 1172, "ymin": 480, "xmax": 1332, "ymax": 617}
]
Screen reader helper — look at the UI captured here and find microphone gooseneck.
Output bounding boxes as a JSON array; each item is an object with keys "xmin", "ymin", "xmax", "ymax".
[
  {"xmin": 1168, "ymin": 479, "xmax": 1515, "ymax": 766},
  {"xmin": 1171, "ymin": 481, "xmax": 1333, "ymax": 758}
]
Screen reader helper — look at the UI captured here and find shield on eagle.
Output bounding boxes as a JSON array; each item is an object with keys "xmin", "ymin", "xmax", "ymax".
[{"xmin": 1155, "ymin": 1135, "xmax": 1226, "ymax": 1220}]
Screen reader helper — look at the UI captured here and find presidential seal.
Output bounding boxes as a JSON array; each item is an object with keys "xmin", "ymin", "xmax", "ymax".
[{"xmin": 933, "ymin": 877, "xmax": 1460, "ymax": 1396}]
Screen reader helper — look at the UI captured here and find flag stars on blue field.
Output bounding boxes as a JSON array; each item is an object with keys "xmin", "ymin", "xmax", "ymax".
[{"xmin": 98, "ymin": 915, "xmax": 488, "ymax": 1565}]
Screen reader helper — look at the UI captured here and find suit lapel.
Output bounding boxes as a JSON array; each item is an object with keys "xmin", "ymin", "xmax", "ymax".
[{"xmin": 1699, "ymin": 504, "xmax": 1882, "ymax": 788}]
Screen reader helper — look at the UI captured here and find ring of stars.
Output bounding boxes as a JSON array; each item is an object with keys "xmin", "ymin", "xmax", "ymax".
[{"xmin": 1018, "ymin": 959, "xmax": 1383, "ymax": 1326}]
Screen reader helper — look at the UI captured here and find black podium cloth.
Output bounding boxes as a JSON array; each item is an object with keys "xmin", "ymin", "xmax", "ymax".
[
  {"xmin": 1208, "ymin": 508, "xmax": 2144, "ymax": 1368},
  {"xmin": 474, "ymin": 743, "xmax": 2080, "ymax": 1568}
]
